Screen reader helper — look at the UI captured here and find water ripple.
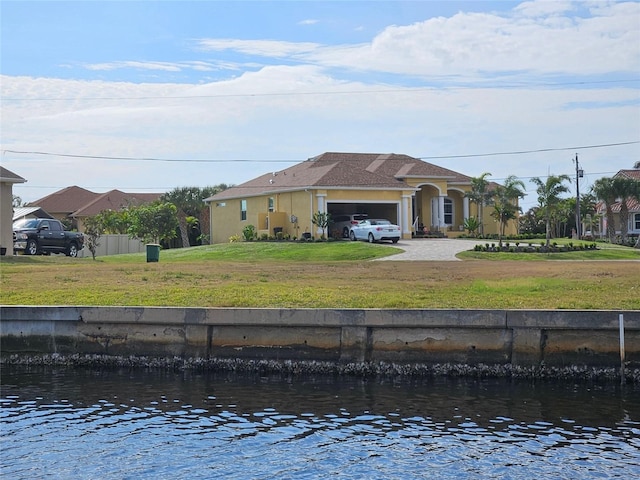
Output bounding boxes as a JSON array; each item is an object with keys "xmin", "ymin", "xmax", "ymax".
[{"xmin": 1, "ymin": 367, "xmax": 639, "ymax": 479}]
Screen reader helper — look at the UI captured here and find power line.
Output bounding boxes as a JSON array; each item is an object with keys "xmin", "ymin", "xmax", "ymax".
[
  {"xmin": 4, "ymin": 140, "xmax": 638, "ymax": 164},
  {"xmin": 418, "ymin": 141, "xmax": 640, "ymax": 160}
]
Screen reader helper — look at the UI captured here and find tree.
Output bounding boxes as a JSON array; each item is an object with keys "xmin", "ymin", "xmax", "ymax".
[
  {"xmin": 162, "ymin": 185, "xmax": 230, "ymax": 247},
  {"xmin": 613, "ymin": 177, "xmax": 639, "ymax": 244},
  {"xmin": 591, "ymin": 177, "xmax": 617, "ymax": 242},
  {"xmin": 12, "ymin": 195, "xmax": 24, "ymax": 208},
  {"xmin": 490, "ymin": 175, "xmax": 525, "ymax": 246},
  {"xmin": 127, "ymin": 202, "xmax": 178, "ymax": 245},
  {"xmin": 99, "ymin": 209, "xmax": 130, "ymax": 234},
  {"xmin": 465, "ymin": 173, "xmax": 493, "ymax": 236},
  {"xmin": 162, "ymin": 187, "xmax": 205, "ymax": 248},
  {"xmin": 519, "ymin": 206, "xmax": 545, "ymax": 236},
  {"xmin": 311, "ymin": 211, "xmax": 332, "ymax": 239},
  {"xmin": 531, "ymin": 174, "xmax": 570, "ymax": 247},
  {"xmin": 83, "ymin": 214, "xmax": 105, "ymax": 260}
]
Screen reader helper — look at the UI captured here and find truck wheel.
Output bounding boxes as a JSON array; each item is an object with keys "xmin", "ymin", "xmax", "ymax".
[
  {"xmin": 66, "ymin": 243, "xmax": 78, "ymax": 257},
  {"xmin": 26, "ymin": 239, "xmax": 38, "ymax": 255}
]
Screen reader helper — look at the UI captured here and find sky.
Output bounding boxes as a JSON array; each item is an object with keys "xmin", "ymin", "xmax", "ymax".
[{"xmin": 1, "ymin": 0, "xmax": 639, "ymax": 211}]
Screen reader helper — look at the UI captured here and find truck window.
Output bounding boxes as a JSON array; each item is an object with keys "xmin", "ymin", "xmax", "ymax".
[{"xmin": 49, "ymin": 221, "xmax": 62, "ymax": 231}]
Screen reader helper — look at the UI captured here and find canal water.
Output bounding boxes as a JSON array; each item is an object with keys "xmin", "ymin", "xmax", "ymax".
[{"xmin": 1, "ymin": 365, "xmax": 639, "ymax": 479}]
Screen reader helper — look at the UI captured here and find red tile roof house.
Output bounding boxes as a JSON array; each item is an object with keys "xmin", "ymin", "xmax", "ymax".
[
  {"xmin": 595, "ymin": 165, "xmax": 640, "ymax": 240},
  {"xmin": 0, "ymin": 166, "xmax": 27, "ymax": 256},
  {"xmin": 205, "ymin": 152, "xmax": 517, "ymax": 244},
  {"xmin": 28, "ymin": 186, "xmax": 163, "ymax": 233}
]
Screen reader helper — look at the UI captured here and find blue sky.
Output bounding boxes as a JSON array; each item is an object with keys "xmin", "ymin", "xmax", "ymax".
[{"xmin": 1, "ymin": 0, "xmax": 639, "ymax": 210}]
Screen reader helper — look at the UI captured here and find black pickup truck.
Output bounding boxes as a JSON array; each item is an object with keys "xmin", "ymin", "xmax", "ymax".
[{"xmin": 13, "ymin": 218, "xmax": 84, "ymax": 257}]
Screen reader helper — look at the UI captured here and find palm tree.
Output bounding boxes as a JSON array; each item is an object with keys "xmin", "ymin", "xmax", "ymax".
[
  {"xmin": 591, "ymin": 177, "xmax": 617, "ymax": 242},
  {"xmin": 162, "ymin": 187, "xmax": 204, "ymax": 248},
  {"xmin": 465, "ymin": 172, "xmax": 493, "ymax": 237},
  {"xmin": 531, "ymin": 174, "xmax": 570, "ymax": 247},
  {"xmin": 162, "ymin": 185, "xmax": 229, "ymax": 247},
  {"xmin": 490, "ymin": 175, "xmax": 526, "ymax": 246},
  {"xmin": 613, "ymin": 177, "xmax": 639, "ymax": 244}
]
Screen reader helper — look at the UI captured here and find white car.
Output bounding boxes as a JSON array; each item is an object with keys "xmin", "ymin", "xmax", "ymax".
[{"xmin": 349, "ymin": 219, "xmax": 401, "ymax": 244}]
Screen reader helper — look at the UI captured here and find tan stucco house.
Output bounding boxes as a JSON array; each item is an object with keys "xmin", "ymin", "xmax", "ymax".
[
  {"xmin": 205, "ymin": 152, "xmax": 517, "ymax": 244},
  {"xmin": 0, "ymin": 166, "xmax": 27, "ymax": 256}
]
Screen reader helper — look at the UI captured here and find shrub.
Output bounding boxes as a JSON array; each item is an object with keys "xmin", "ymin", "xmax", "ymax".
[{"xmin": 242, "ymin": 224, "xmax": 256, "ymax": 241}]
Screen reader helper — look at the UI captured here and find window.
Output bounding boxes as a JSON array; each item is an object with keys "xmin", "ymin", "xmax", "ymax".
[
  {"xmin": 268, "ymin": 197, "xmax": 274, "ymax": 212},
  {"xmin": 240, "ymin": 199, "xmax": 247, "ymax": 221},
  {"xmin": 444, "ymin": 198, "xmax": 453, "ymax": 225},
  {"xmin": 634, "ymin": 213, "xmax": 640, "ymax": 231}
]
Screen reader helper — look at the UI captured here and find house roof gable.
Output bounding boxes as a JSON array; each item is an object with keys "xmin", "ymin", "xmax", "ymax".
[
  {"xmin": 208, "ymin": 152, "xmax": 472, "ymax": 201},
  {"xmin": 27, "ymin": 186, "xmax": 163, "ymax": 217},
  {"xmin": 0, "ymin": 166, "xmax": 27, "ymax": 184},
  {"xmin": 72, "ymin": 190, "xmax": 163, "ymax": 217},
  {"xmin": 28, "ymin": 186, "xmax": 100, "ymax": 214},
  {"xmin": 615, "ymin": 169, "xmax": 640, "ymax": 181}
]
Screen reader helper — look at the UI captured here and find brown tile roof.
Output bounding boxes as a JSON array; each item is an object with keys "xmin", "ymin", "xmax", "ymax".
[
  {"xmin": 27, "ymin": 186, "xmax": 163, "ymax": 217},
  {"xmin": 208, "ymin": 152, "xmax": 472, "ymax": 201},
  {"xmin": 72, "ymin": 190, "xmax": 163, "ymax": 217},
  {"xmin": 27, "ymin": 186, "xmax": 99, "ymax": 214}
]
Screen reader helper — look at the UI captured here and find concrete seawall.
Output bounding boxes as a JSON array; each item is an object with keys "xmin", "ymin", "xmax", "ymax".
[{"xmin": 1, "ymin": 306, "xmax": 639, "ymax": 368}]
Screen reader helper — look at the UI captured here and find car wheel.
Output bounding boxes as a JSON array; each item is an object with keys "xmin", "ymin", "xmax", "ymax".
[
  {"xmin": 26, "ymin": 239, "xmax": 38, "ymax": 255},
  {"xmin": 342, "ymin": 227, "xmax": 350, "ymax": 238},
  {"xmin": 66, "ymin": 243, "xmax": 78, "ymax": 257},
  {"xmin": 392, "ymin": 238, "xmax": 399, "ymax": 244},
  {"xmin": 368, "ymin": 233, "xmax": 375, "ymax": 243},
  {"xmin": 349, "ymin": 231, "xmax": 357, "ymax": 241}
]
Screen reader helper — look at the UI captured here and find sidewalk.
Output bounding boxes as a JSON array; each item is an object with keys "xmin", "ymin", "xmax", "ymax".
[{"xmin": 375, "ymin": 238, "xmax": 479, "ymax": 261}]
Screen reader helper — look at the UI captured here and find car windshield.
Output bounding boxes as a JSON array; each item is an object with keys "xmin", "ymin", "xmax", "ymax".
[
  {"xmin": 12, "ymin": 219, "xmax": 40, "ymax": 229},
  {"xmin": 370, "ymin": 219, "xmax": 391, "ymax": 225}
]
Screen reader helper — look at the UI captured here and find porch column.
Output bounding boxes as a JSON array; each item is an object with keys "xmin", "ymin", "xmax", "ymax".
[
  {"xmin": 315, "ymin": 193, "xmax": 327, "ymax": 235},
  {"xmin": 402, "ymin": 195, "xmax": 411, "ymax": 236},
  {"xmin": 463, "ymin": 197, "xmax": 470, "ymax": 221},
  {"xmin": 438, "ymin": 196, "xmax": 446, "ymax": 229}
]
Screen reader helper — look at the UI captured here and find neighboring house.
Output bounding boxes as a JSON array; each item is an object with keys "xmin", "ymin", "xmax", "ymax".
[
  {"xmin": 596, "ymin": 165, "xmax": 640, "ymax": 237},
  {"xmin": 13, "ymin": 206, "xmax": 54, "ymax": 222},
  {"xmin": 28, "ymin": 186, "xmax": 163, "ymax": 232},
  {"xmin": 205, "ymin": 152, "xmax": 517, "ymax": 244},
  {"xmin": 0, "ymin": 166, "xmax": 27, "ymax": 256}
]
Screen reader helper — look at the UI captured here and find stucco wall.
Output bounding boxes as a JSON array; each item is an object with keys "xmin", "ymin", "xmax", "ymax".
[
  {"xmin": 2, "ymin": 306, "xmax": 638, "ymax": 368},
  {"xmin": 0, "ymin": 182, "xmax": 14, "ymax": 255}
]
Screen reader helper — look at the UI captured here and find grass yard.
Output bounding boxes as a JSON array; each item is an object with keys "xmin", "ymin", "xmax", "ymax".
[{"xmin": 1, "ymin": 241, "xmax": 638, "ymax": 309}]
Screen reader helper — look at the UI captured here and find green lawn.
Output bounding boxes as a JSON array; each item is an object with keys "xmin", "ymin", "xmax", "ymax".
[{"xmin": 1, "ymin": 240, "xmax": 638, "ymax": 309}]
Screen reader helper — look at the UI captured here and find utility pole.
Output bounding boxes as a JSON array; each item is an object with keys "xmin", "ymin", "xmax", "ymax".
[{"xmin": 574, "ymin": 154, "xmax": 583, "ymax": 238}]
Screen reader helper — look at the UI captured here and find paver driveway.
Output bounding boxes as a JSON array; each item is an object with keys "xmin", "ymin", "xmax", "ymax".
[{"xmin": 375, "ymin": 238, "xmax": 479, "ymax": 261}]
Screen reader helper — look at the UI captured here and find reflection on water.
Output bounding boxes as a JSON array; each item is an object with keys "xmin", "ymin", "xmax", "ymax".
[{"xmin": 1, "ymin": 366, "xmax": 639, "ymax": 479}]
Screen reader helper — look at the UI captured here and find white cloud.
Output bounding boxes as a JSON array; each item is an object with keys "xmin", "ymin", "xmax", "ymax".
[
  {"xmin": 298, "ymin": 19, "xmax": 318, "ymax": 25},
  {"xmin": 2, "ymin": 1, "xmax": 639, "ymax": 204},
  {"xmin": 193, "ymin": 1, "xmax": 639, "ymax": 78},
  {"xmin": 196, "ymin": 39, "xmax": 321, "ymax": 57},
  {"xmin": 514, "ymin": 0, "xmax": 575, "ymax": 18},
  {"xmin": 84, "ymin": 60, "xmax": 223, "ymax": 73}
]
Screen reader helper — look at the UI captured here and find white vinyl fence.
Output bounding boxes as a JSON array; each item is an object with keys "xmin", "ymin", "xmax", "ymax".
[{"xmin": 78, "ymin": 234, "xmax": 145, "ymax": 258}]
